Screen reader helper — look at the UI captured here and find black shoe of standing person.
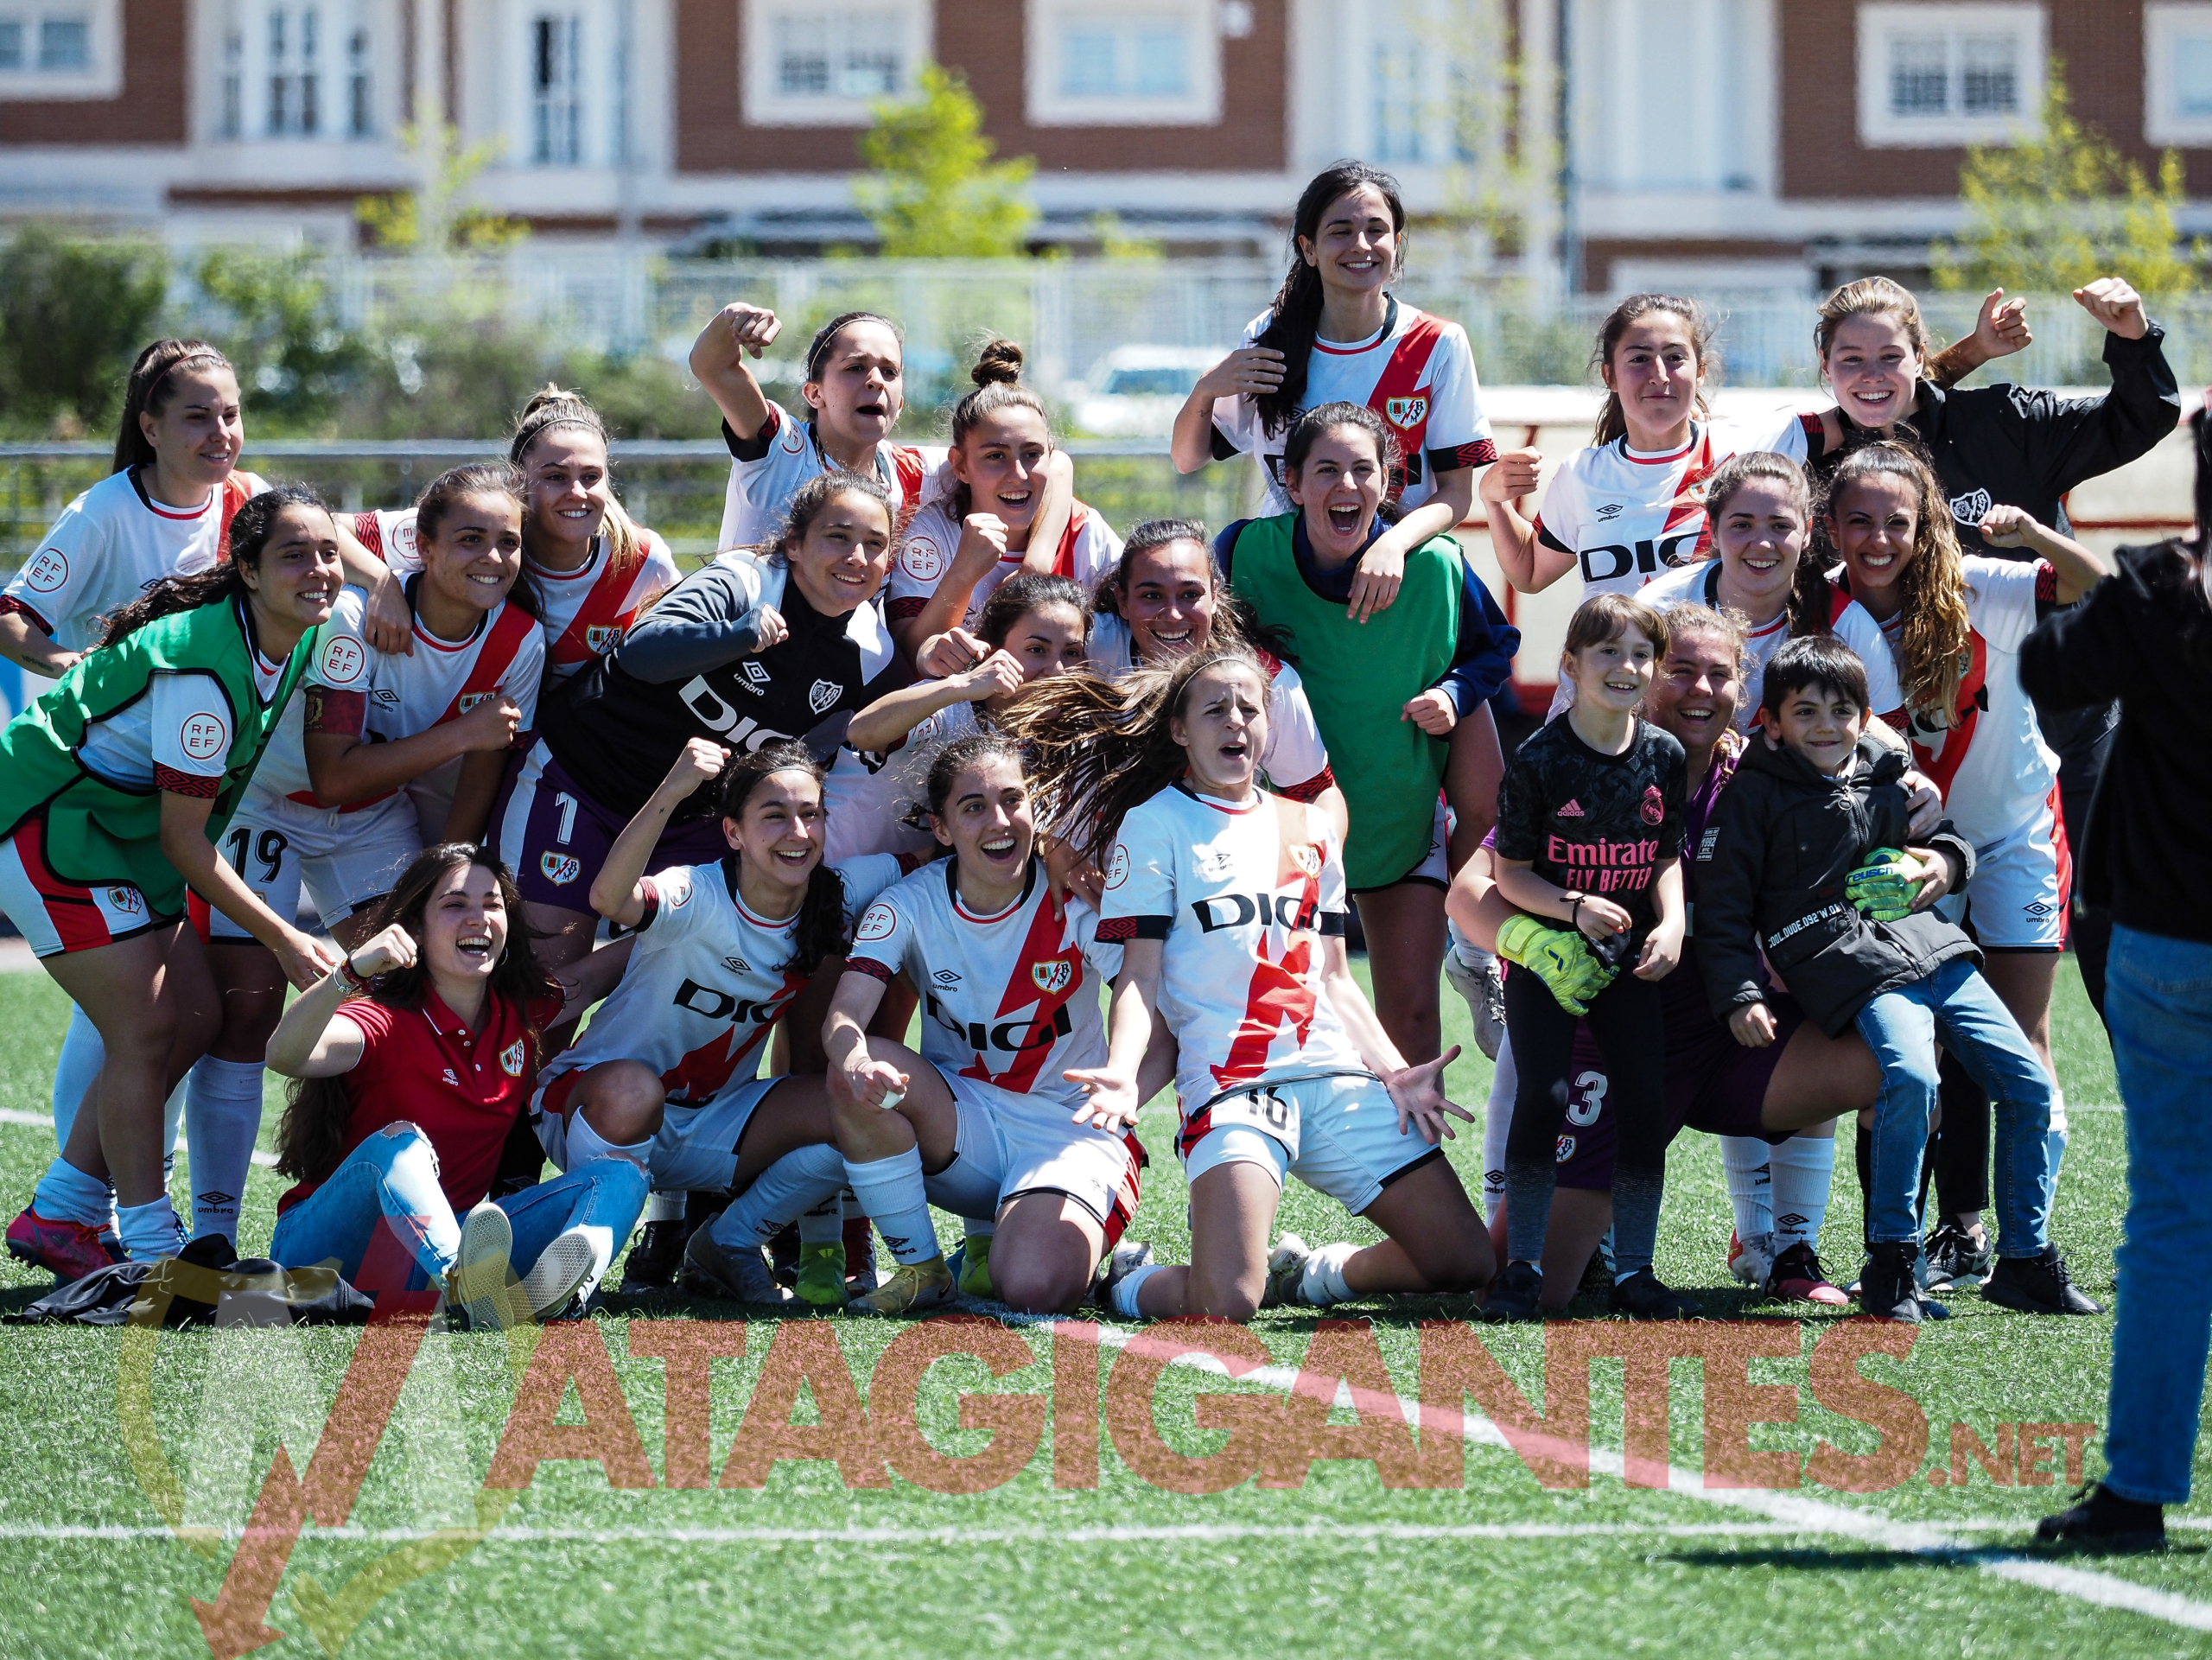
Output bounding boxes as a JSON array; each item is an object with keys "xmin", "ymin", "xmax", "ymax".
[
  {"xmin": 1857, "ymin": 1241, "xmax": 1922, "ymax": 1322},
  {"xmin": 1981, "ymin": 1246, "xmax": 2105, "ymax": 1315},
  {"xmin": 1483, "ymin": 1260, "xmax": 1545, "ymax": 1322},
  {"xmin": 1607, "ymin": 1267, "xmax": 1701, "ymax": 1320},
  {"xmin": 2037, "ymin": 1483, "xmax": 2165, "ymax": 1552},
  {"xmin": 619, "ymin": 1217, "xmax": 686, "ymax": 1292}
]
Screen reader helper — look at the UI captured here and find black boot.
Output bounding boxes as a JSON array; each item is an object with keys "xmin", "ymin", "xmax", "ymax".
[{"xmin": 2037, "ymin": 1483, "xmax": 2164, "ymax": 1552}]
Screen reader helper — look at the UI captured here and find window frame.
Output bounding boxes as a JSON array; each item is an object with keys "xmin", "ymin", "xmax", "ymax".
[
  {"xmin": 1024, "ymin": 0, "xmax": 1224, "ymax": 128},
  {"xmin": 209, "ymin": 0, "xmax": 379, "ymax": 144},
  {"xmin": 0, "ymin": 0, "xmax": 120, "ymax": 99},
  {"xmin": 2145, "ymin": 3, "xmax": 2212, "ymax": 145},
  {"xmin": 741, "ymin": 0, "xmax": 931, "ymax": 128},
  {"xmin": 1855, "ymin": 3, "xmax": 2045, "ymax": 149}
]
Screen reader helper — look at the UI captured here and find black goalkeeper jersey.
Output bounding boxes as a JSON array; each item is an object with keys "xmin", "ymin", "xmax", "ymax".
[{"xmin": 1494, "ymin": 716, "xmax": 1688, "ymax": 939}]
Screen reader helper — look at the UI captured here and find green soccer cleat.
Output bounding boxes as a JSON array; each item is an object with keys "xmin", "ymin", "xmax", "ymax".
[
  {"xmin": 950, "ymin": 1234, "xmax": 995, "ymax": 1300},
  {"xmin": 792, "ymin": 1241, "xmax": 849, "ymax": 1308}
]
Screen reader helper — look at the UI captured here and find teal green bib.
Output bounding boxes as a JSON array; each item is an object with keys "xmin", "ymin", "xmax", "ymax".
[{"xmin": 1227, "ymin": 513, "xmax": 1463, "ymax": 888}]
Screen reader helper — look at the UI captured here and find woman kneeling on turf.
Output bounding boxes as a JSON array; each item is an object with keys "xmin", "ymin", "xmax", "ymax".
[
  {"xmin": 1014, "ymin": 646, "xmax": 1493, "ymax": 1320},
  {"xmin": 265, "ymin": 844, "xmax": 643, "ymax": 1324}
]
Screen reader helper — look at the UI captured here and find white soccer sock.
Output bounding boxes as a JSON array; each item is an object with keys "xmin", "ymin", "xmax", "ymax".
[
  {"xmin": 644, "ymin": 1191, "xmax": 686, "ymax": 1224},
  {"xmin": 1110, "ymin": 1262, "xmax": 1163, "ymax": 1320},
  {"xmin": 842, "ymin": 1148, "xmax": 939, "ymax": 1267},
  {"xmin": 1768, "ymin": 1135, "xmax": 1835, "ymax": 1256},
  {"xmin": 1481, "ymin": 1035, "xmax": 1516, "ymax": 1224},
  {"xmin": 797, "ymin": 1193, "xmax": 845, "ymax": 1245},
  {"xmin": 184, "ymin": 1056, "xmax": 264, "ymax": 1243},
  {"xmin": 30, "ymin": 1156, "xmax": 111, "ymax": 1228},
  {"xmin": 1299, "ymin": 1242, "xmax": 1358, "ymax": 1307},
  {"xmin": 117, "ymin": 1196, "xmax": 182, "ymax": 1261},
  {"xmin": 712, "ymin": 1143, "xmax": 847, "ymax": 1250},
  {"xmin": 1719, "ymin": 1136, "xmax": 1774, "ymax": 1242}
]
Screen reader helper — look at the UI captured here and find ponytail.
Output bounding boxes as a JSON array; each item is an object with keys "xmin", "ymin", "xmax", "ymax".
[
  {"xmin": 1253, "ymin": 162, "xmax": 1405, "ymax": 437},
  {"xmin": 97, "ymin": 483, "xmax": 328, "ymax": 650},
  {"xmin": 510, "ymin": 384, "xmax": 646, "ymax": 580},
  {"xmin": 113, "ymin": 340, "xmax": 234, "ymax": 475},
  {"xmin": 946, "ymin": 340, "xmax": 1053, "ymax": 522}
]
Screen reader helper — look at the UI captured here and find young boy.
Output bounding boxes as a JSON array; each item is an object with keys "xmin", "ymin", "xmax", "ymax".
[{"xmin": 1695, "ymin": 636, "xmax": 2096, "ymax": 1321}]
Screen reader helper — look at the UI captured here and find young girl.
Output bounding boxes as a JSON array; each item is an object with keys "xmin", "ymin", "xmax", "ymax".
[
  {"xmin": 1486, "ymin": 592, "xmax": 1690, "ymax": 1321},
  {"xmin": 264, "ymin": 845, "xmax": 645, "ymax": 1324},
  {"xmin": 1823, "ymin": 442, "xmax": 2108, "ymax": 1286},
  {"xmin": 1012, "ymin": 646, "xmax": 1493, "ymax": 1322},
  {"xmin": 886, "ymin": 340, "xmax": 1122, "ymax": 665},
  {"xmin": 1173, "ymin": 162, "xmax": 1495, "ymax": 623},
  {"xmin": 532, "ymin": 741, "xmax": 906, "ymax": 1308},
  {"xmin": 1, "ymin": 488, "xmax": 342, "ymax": 1279},
  {"xmin": 824, "ymin": 570, "xmax": 1091, "ymax": 863},
  {"xmin": 690, "ymin": 303, "xmax": 1072, "ymax": 555},
  {"xmin": 1215, "ymin": 403, "xmax": 1517, "ymax": 1065},
  {"xmin": 181, "ymin": 466, "xmax": 543, "ymax": 1244}
]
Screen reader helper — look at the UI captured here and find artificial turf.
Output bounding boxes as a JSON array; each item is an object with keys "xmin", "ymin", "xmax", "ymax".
[{"xmin": 0, "ymin": 958, "xmax": 2204, "ymax": 1660}]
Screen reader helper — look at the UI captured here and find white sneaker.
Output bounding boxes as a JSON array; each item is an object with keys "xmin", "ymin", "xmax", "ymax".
[
  {"xmin": 1727, "ymin": 1229, "xmax": 1776, "ymax": 1288},
  {"xmin": 1262, "ymin": 1232, "xmax": 1312, "ymax": 1307},
  {"xmin": 448, "ymin": 1200, "xmax": 517, "ymax": 1330},
  {"xmin": 1444, "ymin": 946, "xmax": 1508, "ymax": 1062},
  {"xmin": 520, "ymin": 1224, "xmax": 612, "ymax": 1320}
]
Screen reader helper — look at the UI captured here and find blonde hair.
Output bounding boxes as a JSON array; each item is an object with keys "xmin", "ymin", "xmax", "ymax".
[
  {"xmin": 1819, "ymin": 442, "xmax": 1972, "ymax": 720},
  {"xmin": 1815, "ymin": 277, "xmax": 1931, "ymax": 365}
]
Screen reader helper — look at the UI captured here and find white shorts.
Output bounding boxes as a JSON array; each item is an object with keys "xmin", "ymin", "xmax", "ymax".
[
  {"xmin": 194, "ymin": 788, "xmax": 422, "ymax": 941},
  {"xmin": 533, "ymin": 1066, "xmax": 780, "ymax": 1192},
  {"xmin": 946, "ymin": 1072, "xmax": 1145, "ymax": 1243},
  {"xmin": 0, "ymin": 816, "xmax": 166, "ymax": 957},
  {"xmin": 1937, "ymin": 792, "xmax": 2070, "ymax": 951},
  {"xmin": 1181, "ymin": 1071, "xmax": 1439, "ymax": 1216}
]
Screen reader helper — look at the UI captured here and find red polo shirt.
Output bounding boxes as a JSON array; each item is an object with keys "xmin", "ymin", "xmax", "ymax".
[{"xmin": 276, "ymin": 989, "xmax": 560, "ymax": 1217}]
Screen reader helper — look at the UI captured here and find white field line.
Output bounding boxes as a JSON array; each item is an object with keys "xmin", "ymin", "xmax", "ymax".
[{"xmin": 0, "ymin": 1105, "xmax": 279, "ymax": 1167}]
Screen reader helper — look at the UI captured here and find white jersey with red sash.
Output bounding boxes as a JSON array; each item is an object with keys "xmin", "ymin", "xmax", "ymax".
[
  {"xmin": 883, "ymin": 497, "xmax": 1123, "ymax": 628},
  {"xmin": 715, "ymin": 403, "xmax": 947, "ymax": 550}
]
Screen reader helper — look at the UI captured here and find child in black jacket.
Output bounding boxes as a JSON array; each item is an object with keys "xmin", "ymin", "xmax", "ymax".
[{"xmin": 1697, "ymin": 637, "xmax": 2094, "ymax": 1322}]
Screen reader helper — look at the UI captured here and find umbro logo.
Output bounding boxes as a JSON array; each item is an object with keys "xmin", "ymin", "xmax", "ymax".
[
  {"xmin": 1776, "ymin": 1212, "xmax": 1808, "ymax": 1231},
  {"xmin": 1593, "ymin": 502, "xmax": 1624, "ymax": 521},
  {"xmin": 1556, "ymin": 800, "xmax": 1585, "ymax": 818},
  {"xmin": 739, "ymin": 661, "xmax": 771, "ymax": 695},
  {"xmin": 442, "ymin": 1068, "xmax": 460, "ymax": 1085},
  {"xmin": 2024, "ymin": 900, "xmax": 2056, "ymax": 918},
  {"xmin": 724, "ymin": 956, "xmax": 751, "ymax": 972},
  {"xmin": 931, "ymin": 970, "xmax": 960, "ymax": 983},
  {"xmin": 372, "ymin": 689, "xmax": 401, "ymax": 704}
]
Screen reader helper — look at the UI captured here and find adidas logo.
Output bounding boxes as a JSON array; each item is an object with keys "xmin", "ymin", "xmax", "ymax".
[{"xmin": 1556, "ymin": 800, "xmax": 1585, "ymax": 818}]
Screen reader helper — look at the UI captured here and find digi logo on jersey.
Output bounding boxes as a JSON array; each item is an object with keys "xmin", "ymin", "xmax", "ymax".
[
  {"xmin": 1191, "ymin": 887, "xmax": 1319, "ymax": 934},
  {"xmin": 930, "ymin": 992, "xmax": 1074, "ymax": 1055},
  {"xmin": 673, "ymin": 976, "xmax": 792, "ymax": 1027},
  {"xmin": 676, "ymin": 676, "xmax": 801, "ymax": 754},
  {"xmin": 1578, "ymin": 532, "xmax": 1700, "ymax": 583}
]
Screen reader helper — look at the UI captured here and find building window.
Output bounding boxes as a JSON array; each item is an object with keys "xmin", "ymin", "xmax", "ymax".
[
  {"xmin": 532, "ymin": 12, "xmax": 582, "ymax": 164},
  {"xmin": 1856, "ymin": 3, "xmax": 2044, "ymax": 148},
  {"xmin": 0, "ymin": 0, "xmax": 119, "ymax": 97},
  {"xmin": 2145, "ymin": 5, "xmax": 2212, "ymax": 143},
  {"xmin": 212, "ymin": 3, "xmax": 372, "ymax": 143},
  {"xmin": 1026, "ymin": 0, "xmax": 1222, "ymax": 126},
  {"xmin": 742, "ymin": 0, "xmax": 929, "ymax": 126},
  {"xmin": 347, "ymin": 25, "xmax": 370, "ymax": 137},
  {"xmin": 266, "ymin": 4, "xmax": 321, "ymax": 135}
]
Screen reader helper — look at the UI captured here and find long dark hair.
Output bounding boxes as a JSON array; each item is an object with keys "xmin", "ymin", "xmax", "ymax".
[
  {"xmin": 1002, "ymin": 645, "xmax": 1272, "ymax": 865},
  {"xmin": 925, "ymin": 729, "xmax": 1027, "ymax": 820},
  {"xmin": 717, "ymin": 741, "xmax": 852, "ymax": 973},
  {"xmin": 1252, "ymin": 162, "xmax": 1406, "ymax": 436},
  {"xmin": 805, "ymin": 310, "xmax": 904, "ymax": 384},
  {"xmin": 1589, "ymin": 294, "xmax": 1715, "ymax": 447},
  {"xmin": 509, "ymin": 383, "xmax": 650, "ymax": 580},
  {"xmin": 415, "ymin": 461, "xmax": 538, "ymax": 620},
  {"xmin": 977, "ymin": 569, "xmax": 1090, "ymax": 649},
  {"xmin": 274, "ymin": 846, "xmax": 556, "ymax": 1187},
  {"xmin": 1091, "ymin": 518, "xmax": 1282, "ymax": 659},
  {"xmin": 114, "ymin": 339, "xmax": 235, "ymax": 475},
  {"xmin": 1817, "ymin": 442, "xmax": 1970, "ymax": 720},
  {"xmin": 1701, "ymin": 450, "xmax": 1832, "ymax": 639},
  {"xmin": 97, "ymin": 482, "xmax": 329, "ymax": 650},
  {"xmin": 1282, "ymin": 402, "xmax": 1402, "ymax": 518},
  {"xmin": 762, "ymin": 467, "xmax": 894, "ymax": 569},
  {"xmin": 947, "ymin": 340, "xmax": 1054, "ymax": 521}
]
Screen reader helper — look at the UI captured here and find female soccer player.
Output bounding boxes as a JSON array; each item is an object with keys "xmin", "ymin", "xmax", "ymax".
[
  {"xmin": 1014, "ymin": 646, "xmax": 1492, "ymax": 1321},
  {"xmin": 1214, "ymin": 403, "xmax": 1516, "ymax": 1065},
  {"xmin": 1485, "ymin": 593, "xmax": 1689, "ymax": 1320},
  {"xmin": 887, "ymin": 340, "xmax": 1122, "ymax": 665},
  {"xmin": 1824, "ymin": 442, "xmax": 2109, "ymax": 1289},
  {"xmin": 183, "ymin": 465, "xmax": 541, "ymax": 1243},
  {"xmin": 264, "ymin": 844, "xmax": 645, "ymax": 1323},
  {"xmin": 1, "ymin": 488, "xmax": 342, "ymax": 1278},
  {"xmin": 1172, "ymin": 161, "xmax": 1494, "ymax": 623},
  {"xmin": 689, "ymin": 304, "xmax": 1072, "ymax": 558}
]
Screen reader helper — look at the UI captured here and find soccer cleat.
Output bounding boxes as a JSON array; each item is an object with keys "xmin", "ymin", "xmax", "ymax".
[
  {"xmin": 950, "ymin": 1234, "xmax": 995, "ymax": 1301},
  {"xmin": 6, "ymin": 1205, "xmax": 118, "ymax": 1283},
  {"xmin": 768, "ymin": 1221, "xmax": 802, "ymax": 1287},
  {"xmin": 618, "ymin": 1217, "xmax": 686, "ymax": 1293},
  {"xmin": 680, "ymin": 1231, "xmax": 795, "ymax": 1306},
  {"xmin": 1443, "ymin": 947, "xmax": 1509, "ymax": 1063},
  {"xmin": 1922, "ymin": 1222, "xmax": 1993, "ymax": 1292},
  {"xmin": 1095, "ymin": 1239, "xmax": 1155, "ymax": 1313},
  {"xmin": 448, "ymin": 1200, "xmax": 519, "ymax": 1330},
  {"xmin": 1576, "ymin": 1234, "xmax": 1618, "ymax": 1302},
  {"xmin": 843, "ymin": 1214, "xmax": 879, "ymax": 1295},
  {"xmin": 1857, "ymin": 1242, "xmax": 1923, "ymax": 1323},
  {"xmin": 1765, "ymin": 1242, "xmax": 1849, "ymax": 1307},
  {"xmin": 1261, "ymin": 1232, "xmax": 1311, "ymax": 1308},
  {"xmin": 793, "ymin": 1242, "xmax": 850, "ymax": 1309},
  {"xmin": 1482, "ymin": 1259, "xmax": 1545, "ymax": 1322},
  {"xmin": 1980, "ymin": 1248, "xmax": 2104, "ymax": 1316},
  {"xmin": 1608, "ymin": 1267, "xmax": 1701, "ymax": 1320},
  {"xmin": 850, "ymin": 1255, "xmax": 957, "ymax": 1316},
  {"xmin": 520, "ymin": 1224, "xmax": 608, "ymax": 1320},
  {"xmin": 1727, "ymin": 1229, "xmax": 1776, "ymax": 1288},
  {"xmin": 2037, "ymin": 1483, "xmax": 2165, "ymax": 1553}
]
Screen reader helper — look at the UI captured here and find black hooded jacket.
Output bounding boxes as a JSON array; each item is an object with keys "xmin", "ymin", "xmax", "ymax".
[{"xmin": 1696, "ymin": 733, "xmax": 1980, "ymax": 1037}]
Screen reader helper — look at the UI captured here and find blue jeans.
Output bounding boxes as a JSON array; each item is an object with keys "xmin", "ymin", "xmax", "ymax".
[
  {"xmin": 1853, "ymin": 957, "xmax": 2053, "ymax": 1252},
  {"xmin": 269, "ymin": 1122, "xmax": 648, "ymax": 1293},
  {"xmin": 2101, "ymin": 925, "xmax": 2212, "ymax": 1505}
]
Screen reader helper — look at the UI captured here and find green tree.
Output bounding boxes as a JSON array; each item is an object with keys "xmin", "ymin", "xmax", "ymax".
[
  {"xmin": 1932, "ymin": 67, "xmax": 2203, "ymax": 296},
  {"xmin": 854, "ymin": 64, "xmax": 1037, "ymax": 258},
  {"xmin": 0, "ymin": 226, "xmax": 167, "ymax": 436},
  {"xmin": 356, "ymin": 124, "xmax": 527, "ymax": 251},
  {"xmin": 194, "ymin": 248, "xmax": 372, "ymax": 433}
]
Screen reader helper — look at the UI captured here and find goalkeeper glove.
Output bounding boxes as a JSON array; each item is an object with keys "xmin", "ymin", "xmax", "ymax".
[
  {"xmin": 1846, "ymin": 847, "xmax": 1925, "ymax": 921},
  {"xmin": 1497, "ymin": 913, "xmax": 1616, "ymax": 1016}
]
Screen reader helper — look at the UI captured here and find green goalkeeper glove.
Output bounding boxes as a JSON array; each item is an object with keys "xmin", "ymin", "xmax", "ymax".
[
  {"xmin": 1846, "ymin": 847, "xmax": 1925, "ymax": 922},
  {"xmin": 1496, "ymin": 913, "xmax": 1616, "ymax": 1016}
]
